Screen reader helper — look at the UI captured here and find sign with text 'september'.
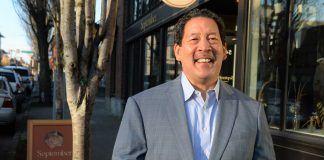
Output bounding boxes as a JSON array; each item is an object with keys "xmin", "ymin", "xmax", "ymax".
[{"xmin": 27, "ymin": 120, "xmax": 72, "ymax": 160}]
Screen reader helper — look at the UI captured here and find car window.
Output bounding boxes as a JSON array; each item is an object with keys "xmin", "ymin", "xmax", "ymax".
[
  {"xmin": 0, "ymin": 72, "xmax": 15, "ymax": 82},
  {"xmin": 0, "ymin": 80, "xmax": 4, "ymax": 90},
  {"xmin": 13, "ymin": 69, "xmax": 29, "ymax": 76}
]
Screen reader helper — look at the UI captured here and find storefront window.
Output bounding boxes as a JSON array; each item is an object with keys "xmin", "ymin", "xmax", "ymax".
[
  {"xmin": 165, "ymin": 25, "xmax": 182, "ymax": 81},
  {"xmin": 143, "ymin": 31, "xmax": 161, "ymax": 89},
  {"xmin": 135, "ymin": 0, "xmax": 143, "ymax": 22},
  {"xmin": 144, "ymin": 36, "xmax": 152, "ymax": 89},
  {"xmin": 165, "ymin": 26, "xmax": 177, "ymax": 81},
  {"xmin": 127, "ymin": 0, "xmax": 161, "ymax": 25},
  {"xmin": 126, "ymin": 40, "xmax": 143, "ymax": 96},
  {"xmin": 246, "ymin": 0, "xmax": 288, "ymax": 129},
  {"xmin": 151, "ymin": 32, "xmax": 161, "ymax": 87},
  {"xmin": 246, "ymin": 0, "xmax": 324, "ymax": 136},
  {"xmin": 286, "ymin": 0, "xmax": 324, "ymax": 136}
]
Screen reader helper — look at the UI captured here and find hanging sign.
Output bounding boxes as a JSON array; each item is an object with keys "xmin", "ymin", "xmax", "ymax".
[{"xmin": 162, "ymin": 0, "xmax": 196, "ymax": 8}]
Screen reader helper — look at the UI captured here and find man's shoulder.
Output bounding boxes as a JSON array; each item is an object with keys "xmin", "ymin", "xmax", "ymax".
[
  {"xmin": 220, "ymin": 81, "xmax": 257, "ymax": 101},
  {"xmin": 220, "ymin": 82, "xmax": 262, "ymax": 113},
  {"xmin": 132, "ymin": 79, "xmax": 179, "ymax": 100}
]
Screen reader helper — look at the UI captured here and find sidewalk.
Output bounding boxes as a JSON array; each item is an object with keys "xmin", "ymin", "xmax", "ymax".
[{"xmin": 11, "ymin": 84, "xmax": 122, "ymax": 159}]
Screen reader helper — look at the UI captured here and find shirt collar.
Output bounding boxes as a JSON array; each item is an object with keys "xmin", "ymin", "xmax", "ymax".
[{"xmin": 180, "ymin": 72, "xmax": 220, "ymax": 101}]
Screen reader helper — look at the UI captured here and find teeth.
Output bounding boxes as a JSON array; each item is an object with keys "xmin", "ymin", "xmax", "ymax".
[{"xmin": 196, "ymin": 59, "xmax": 211, "ymax": 63}]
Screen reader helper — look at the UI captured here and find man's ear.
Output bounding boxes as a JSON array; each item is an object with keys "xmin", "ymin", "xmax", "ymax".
[
  {"xmin": 174, "ymin": 44, "xmax": 181, "ymax": 61},
  {"xmin": 222, "ymin": 43, "xmax": 228, "ymax": 61}
]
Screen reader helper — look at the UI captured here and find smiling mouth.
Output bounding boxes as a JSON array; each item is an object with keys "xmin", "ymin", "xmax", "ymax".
[{"xmin": 194, "ymin": 58, "xmax": 215, "ymax": 63}]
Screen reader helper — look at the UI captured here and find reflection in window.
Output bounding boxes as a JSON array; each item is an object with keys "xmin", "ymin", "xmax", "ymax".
[
  {"xmin": 143, "ymin": 31, "xmax": 161, "ymax": 90},
  {"xmin": 246, "ymin": 0, "xmax": 288, "ymax": 129},
  {"xmin": 165, "ymin": 26, "xmax": 177, "ymax": 81},
  {"xmin": 151, "ymin": 32, "xmax": 161, "ymax": 87},
  {"xmin": 165, "ymin": 25, "xmax": 182, "ymax": 81},
  {"xmin": 127, "ymin": 0, "xmax": 161, "ymax": 25},
  {"xmin": 133, "ymin": 0, "xmax": 141, "ymax": 22},
  {"xmin": 144, "ymin": 36, "xmax": 151, "ymax": 89},
  {"xmin": 286, "ymin": 0, "xmax": 324, "ymax": 137}
]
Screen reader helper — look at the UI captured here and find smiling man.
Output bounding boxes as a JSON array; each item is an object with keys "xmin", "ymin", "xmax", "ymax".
[
  {"xmin": 173, "ymin": 14, "xmax": 227, "ymax": 100},
  {"xmin": 112, "ymin": 9, "xmax": 275, "ymax": 160}
]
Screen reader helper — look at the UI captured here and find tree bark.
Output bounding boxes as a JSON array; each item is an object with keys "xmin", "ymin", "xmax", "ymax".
[
  {"xmin": 38, "ymin": 34, "xmax": 52, "ymax": 104},
  {"xmin": 50, "ymin": 0, "xmax": 65, "ymax": 119},
  {"xmin": 60, "ymin": 0, "xmax": 119, "ymax": 159},
  {"xmin": 71, "ymin": 104, "xmax": 91, "ymax": 160}
]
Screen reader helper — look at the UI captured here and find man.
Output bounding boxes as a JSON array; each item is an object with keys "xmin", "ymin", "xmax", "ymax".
[{"xmin": 112, "ymin": 9, "xmax": 275, "ymax": 160}]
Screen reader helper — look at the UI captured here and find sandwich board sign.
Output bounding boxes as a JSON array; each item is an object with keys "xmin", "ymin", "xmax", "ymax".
[{"xmin": 27, "ymin": 120, "xmax": 72, "ymax": 160}]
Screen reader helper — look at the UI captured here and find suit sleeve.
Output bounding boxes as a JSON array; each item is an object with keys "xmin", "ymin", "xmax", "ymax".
[
  {"xmin": 253, "ymin": 103, "xmax": 276, "ymax": 160},
  {"xmin": 112, "ymin": 97, "xmax": 147, "ymax": 160}
]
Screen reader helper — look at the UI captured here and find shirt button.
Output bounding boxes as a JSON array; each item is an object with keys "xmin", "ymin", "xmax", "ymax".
[
  {"xmin": 202, "ymin": 127, "xmax": 207, "ymax": 132},
  {"xmin": 204, "ymin": 149, "xmax": 210, "ymax": 155}
]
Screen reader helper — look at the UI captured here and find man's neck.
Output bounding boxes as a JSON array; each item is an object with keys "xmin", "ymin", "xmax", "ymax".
[{"xmin": 191, "ymin": 80, "xmax": 217, "ymax": 101}]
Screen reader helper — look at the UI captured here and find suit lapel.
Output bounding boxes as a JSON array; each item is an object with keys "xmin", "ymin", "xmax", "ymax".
[
  {"xmin": 165, "ymin": 77, "xmax": 195, "ymax": 160},
  {"xmin": 209, "ymin": 81, "xmax": 238, "ymax": 160}
]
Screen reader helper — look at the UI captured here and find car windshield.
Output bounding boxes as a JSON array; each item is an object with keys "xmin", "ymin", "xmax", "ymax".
[
  {"xmin": 0, "ymin": 72, "xmax": 15, "ymax": 82},
  {"xmin": 13, "ymin": 69, "xmax": 29, "ymax": 76}
]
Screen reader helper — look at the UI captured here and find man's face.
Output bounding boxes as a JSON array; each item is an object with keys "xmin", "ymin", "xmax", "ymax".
[{"xmin": 174, "ymin": 17, "xmax": 227, "ymax": 86}]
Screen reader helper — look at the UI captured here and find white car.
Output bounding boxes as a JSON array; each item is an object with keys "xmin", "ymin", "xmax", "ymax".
[
  {"xmin": 3, "ymin": 65, "xmax": 33, "ymax": 95},
  {"xmin": 0, "ymin": 76, "xmax": 17, "ymax": 134},
  {"xmin": 0, "ymin": 68, "xmax": 25, "ymax": 112}
]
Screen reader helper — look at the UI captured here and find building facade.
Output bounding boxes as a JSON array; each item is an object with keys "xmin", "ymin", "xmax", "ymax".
[{"xmin": 106, "ymin": 0, "xmax": 324, "ymax": 159}]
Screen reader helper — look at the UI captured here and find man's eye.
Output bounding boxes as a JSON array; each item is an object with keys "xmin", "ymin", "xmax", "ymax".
[{"xmin": 208, "ymin": 37, "xmax": 218, "ymax": 43}]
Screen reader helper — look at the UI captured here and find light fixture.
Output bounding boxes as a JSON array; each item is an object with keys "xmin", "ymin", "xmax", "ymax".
[{"xmin": 162, "ymin": 0, "xmax": 196, "ymax": 8}]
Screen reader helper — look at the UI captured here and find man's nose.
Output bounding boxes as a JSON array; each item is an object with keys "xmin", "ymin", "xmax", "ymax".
[{"xmin": 198, "ymin": 38, "xmax": 211, "ymax": 51}]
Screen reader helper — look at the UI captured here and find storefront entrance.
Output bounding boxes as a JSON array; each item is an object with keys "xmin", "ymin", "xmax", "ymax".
[{"xmin": 204, "ymin": 0, "xmax": 239, "ymax": 86}]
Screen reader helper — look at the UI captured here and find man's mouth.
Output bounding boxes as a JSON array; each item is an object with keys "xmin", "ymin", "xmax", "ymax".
[{"xmin": 194, "ymin": 58, "xmax": 214, "ymax": 63}]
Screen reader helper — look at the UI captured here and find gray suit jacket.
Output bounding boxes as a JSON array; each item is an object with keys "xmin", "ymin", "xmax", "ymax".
[{"xmin": 112, "ymin": 76, "xmax": 275, "ymax": 160}]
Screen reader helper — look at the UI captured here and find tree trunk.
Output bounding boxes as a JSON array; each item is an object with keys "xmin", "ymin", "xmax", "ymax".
[
  {"xmin": 53, "ymin": 70, "xmax": 65, "ymax": 119},
  {"xmin": 53, "ymin": 24, "xmax": 65, "ymax": 119},
  {"xmin": 38, "ymin": 37, "xmax": 52, "ymax": 104},
  {"xmin": 71, "ymin": 106, "xmax": 91, "ymax": 160},
  {"xmin": 60, "ymin": 0, "xmax": 119, "ymax": 159},
  {"xmin": 68, "ymin": 86, "xmax": 97, "ymax": 160}
]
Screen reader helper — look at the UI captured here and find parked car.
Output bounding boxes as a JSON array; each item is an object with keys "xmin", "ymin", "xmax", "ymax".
[
  {"xmin": 0, "ymin": 68, "xmax": 25, "ymax": 112},
  {"xmin": 3, "ymin": 65, "xmax": 33, "ymax": 96},
  {"xmin": 0, "ymin": 76, "xmax": 17, "ymax": 134}
]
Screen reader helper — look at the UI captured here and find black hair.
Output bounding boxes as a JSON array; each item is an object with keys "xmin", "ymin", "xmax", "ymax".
[{"xmin": 174, "ymin": 8, "xmax": 226, "ymax": 45}]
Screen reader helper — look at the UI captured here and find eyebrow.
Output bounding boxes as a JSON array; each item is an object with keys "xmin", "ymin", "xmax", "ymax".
[
  {"xmin": 207, "ymin": 32, "xmax": 219, "ymax": 36},
  {"xmin": 187, "ymin": 32, "xmax": 219, "ymax": 36}
]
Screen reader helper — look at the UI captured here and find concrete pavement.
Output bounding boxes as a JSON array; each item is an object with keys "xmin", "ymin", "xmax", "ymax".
[
  {"xmin": 9, "ymin": 85, "xmax": 122, "ymax": 160},
  {"xmin": 89, "ymin": 98, "xmax": 121, "ymax": 159}
]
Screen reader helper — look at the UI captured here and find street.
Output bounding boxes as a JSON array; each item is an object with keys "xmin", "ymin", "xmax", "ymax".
[
  {"xmin": 0, "ymin": 129, "xmax": 13, "ymax": 159},
  {"xmin": 0, "ymin": 97, "xmax": 30, "ymax": 160}
]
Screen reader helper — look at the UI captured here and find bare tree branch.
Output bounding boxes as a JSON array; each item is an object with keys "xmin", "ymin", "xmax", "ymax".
[
  {"xmin": 61, "ymin": 0, "xmax": 79, "ymax": 109},
  {"xmin": 59, "ymin": 1, "xmax": 119, "ymax": 159},
  {"xmin": 97, "ymin": 0, "xmax": 118, "ymax": 72},
  {"xmin": 80, "ymin": 0, "xmax": 96, "ymax": 79},
  {"xmin": 99, "ymin": 0, "xmax": 107, "ymax": 36},
  {"xmin": 76, "ymin": 0, "xmax": 85, "ymax": 53}
]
